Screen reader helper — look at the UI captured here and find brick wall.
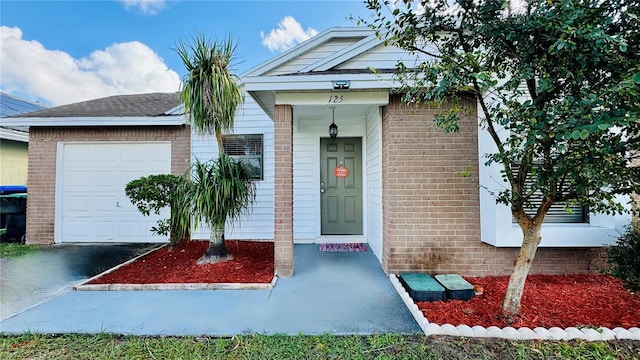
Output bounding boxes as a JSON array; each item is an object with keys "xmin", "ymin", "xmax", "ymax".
[
  {"xmin": 381, "ymin": 95, "xmax": 607, "ymax": 276},
  {"xmin": 26, "ymin": 126, "xmax": 190, "ymax": 245},
  {"xmin": 273, "ymin": 105, "xmax": 294, "ymax": 277}
]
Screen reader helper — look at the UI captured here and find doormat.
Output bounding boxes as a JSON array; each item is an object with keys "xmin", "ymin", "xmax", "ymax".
[{"xmin": 319, "ymin": 243, "xmax": 367, "ymax": 252}]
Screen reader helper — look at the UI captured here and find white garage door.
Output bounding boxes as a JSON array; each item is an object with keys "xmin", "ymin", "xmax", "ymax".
[{"xmin": 57, "ymin": 142, "xmax": 171, "ymax": 243}]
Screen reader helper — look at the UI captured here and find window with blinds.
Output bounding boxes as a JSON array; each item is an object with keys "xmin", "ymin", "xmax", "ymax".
[
  {"xmin": 222, "ymin": 134, "xmax": 263, "ymax": 180},
  {"xmin": 511, "ymin": 164, "xmax": 587, "ymax": 223}
]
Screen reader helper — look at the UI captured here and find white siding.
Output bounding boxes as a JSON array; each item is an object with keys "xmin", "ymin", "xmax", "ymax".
[
  {"xmin": 267, "ymin": 38, "xmax": 362, "ymax": 76},
  {"xmin": 336, "ymin": 43, "xmax": 435, "ymax": 71},
  {"xmin": 293, "ymin": 114, "xmax": 368, "ymax": 242},
  {"xmin": 365, "ymin": 108, "xmax": 383, "ymax": 261},
  {"xmin": 293, "ymin": 131, "xmax": 318, "ymax": 241},
  {"xmin": 191, "ymin": 94, "xmax": 275, "ymax": 240}
]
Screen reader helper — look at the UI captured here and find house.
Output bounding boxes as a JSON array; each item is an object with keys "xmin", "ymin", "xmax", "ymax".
[
  {"xmin": 0, "ymin": 92, "xmax": 47, "ymax": 186},
  {"xmin": 3, "ymin": 27, "xmax": 631, "ymax": 277}
]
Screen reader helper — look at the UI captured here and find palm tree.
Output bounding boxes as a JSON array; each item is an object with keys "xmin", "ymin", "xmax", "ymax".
[{"xmin": 175, "ymin": 33, "xmax": 256, "ymax": 264}]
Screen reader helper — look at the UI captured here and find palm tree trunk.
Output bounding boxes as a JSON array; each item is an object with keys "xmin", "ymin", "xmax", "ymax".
[
  {"xmin": 197, "ymin": 222, "xmax": 233, "ymax": 264},
  {"xmin": 502, "ymin": 223, "xmax": 542, "ymax": 320}
]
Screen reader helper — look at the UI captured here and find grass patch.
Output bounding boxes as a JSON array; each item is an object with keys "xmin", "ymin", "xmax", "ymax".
[
  {"xmin": 1, "ymin": 334, "xmax": 637, "ymax": 359},
  {"xmin": 0, "ymin": 243, "xmax": 40, "ymax": 258}
]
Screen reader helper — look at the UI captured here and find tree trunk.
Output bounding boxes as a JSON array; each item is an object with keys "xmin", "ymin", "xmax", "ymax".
[
  {"xmin": 502, "ymin": 223, "xmax": 543, "ymax": 320},
  {"xmin": 197, "ymin": 222, "xmax": 233, "ymax": 264}
]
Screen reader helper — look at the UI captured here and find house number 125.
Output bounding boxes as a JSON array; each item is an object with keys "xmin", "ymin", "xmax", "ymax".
[{"xmin": 328, "ymin": 95, "xmax": 344, "ymax": 103}]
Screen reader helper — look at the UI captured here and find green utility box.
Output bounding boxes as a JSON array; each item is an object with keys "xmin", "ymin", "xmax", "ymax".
[
  {"xmin": 399, "ymin": 273, "xmax": 446, "ymax": 302},
  {"xmin": 434, "ymin": 274, "xmax": 475, "ymax": 301}
]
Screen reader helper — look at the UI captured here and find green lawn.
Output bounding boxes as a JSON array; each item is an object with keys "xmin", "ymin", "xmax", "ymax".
[
  {"xmin": 1, "ymin": 334, "xmax": 638, "ymax": 359},
  {"xmin": 0, "ymin": 243, "xmax": 40, "ymax": 258}
]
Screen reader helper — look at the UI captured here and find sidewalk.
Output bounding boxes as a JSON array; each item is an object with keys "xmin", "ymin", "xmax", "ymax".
[{"xmin": 0, "ymin": 244, "xmax": 421, "ymax": 335}]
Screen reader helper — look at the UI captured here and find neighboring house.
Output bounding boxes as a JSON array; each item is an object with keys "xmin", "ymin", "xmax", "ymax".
[
  {"xmin": 3, "ymin": 92, "xmax": 190, "ymax": 243},
  {"xmin": 0, "ymin": 92, "xmax": 47, "ymax": 186},
  {"xmin": 3, "ymin": 28, "xmax": 632, "ymax": 278}
]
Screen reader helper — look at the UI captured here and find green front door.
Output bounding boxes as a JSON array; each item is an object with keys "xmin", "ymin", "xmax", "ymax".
[{"xmin": 320, "ymin": 137, "xmax": 362, "ymax": 235}]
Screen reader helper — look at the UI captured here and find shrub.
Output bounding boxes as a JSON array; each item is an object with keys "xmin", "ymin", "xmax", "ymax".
[
  {"xmin": 125, "ymin": 174, "xmax": 190, "ymax": 247},
  {"xmin": 607, "ymin": 222, "xmax": 640, "ymax": 292}
]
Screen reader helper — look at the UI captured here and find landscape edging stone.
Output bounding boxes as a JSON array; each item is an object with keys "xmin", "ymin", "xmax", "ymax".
[{"xmin": 389, "ymin": 274, "xmax": 640, "ymax": 341}]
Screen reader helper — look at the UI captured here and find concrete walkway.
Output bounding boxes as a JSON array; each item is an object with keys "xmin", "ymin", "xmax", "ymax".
[{"xmin": 0, "ymin": 244, "xmax": 420, "ymax": 336}]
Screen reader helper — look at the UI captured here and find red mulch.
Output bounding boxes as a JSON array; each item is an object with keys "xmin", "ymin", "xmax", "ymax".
[
  {"xmin": 417, "ymin": 274, "xmax": 640, "ymax": 329},
  {"xmin": 88, "ymin": 240, "xmax": 274, "ymax": 284}
]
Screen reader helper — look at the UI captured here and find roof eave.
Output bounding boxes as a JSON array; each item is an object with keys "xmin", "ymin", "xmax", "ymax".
[
  {"xmin": 0, "ymin": 127, "xmax": 29, "ymax": 142},
  {"xmin": 0, "ymin": 115, "xmax": 187, "ymax": 127}
]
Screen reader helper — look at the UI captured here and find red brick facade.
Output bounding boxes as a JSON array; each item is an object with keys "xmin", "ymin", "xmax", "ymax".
[
  {"xmin": 26, "ymin": 126, "xmax": 190, "ymax": 245},
  {"xmin": 273, "ymin": 105, "xmax": 294, "ymax": 277},
  {"xmin": 381, "ymin": 95, "xmax": 607, "ymax": 276}
]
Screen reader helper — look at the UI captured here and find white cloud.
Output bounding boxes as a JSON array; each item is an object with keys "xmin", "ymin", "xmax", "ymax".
[
  {"xmin": 0, "ymin": 26, "xmax": 181, "ymax": 106},
  {"xmin": 118, "ymin": 0, "xmax": 167, "ymax": 15},
  {"xmin": 260, "ymin": 16, "xmax": 318, "ymax": 52}
]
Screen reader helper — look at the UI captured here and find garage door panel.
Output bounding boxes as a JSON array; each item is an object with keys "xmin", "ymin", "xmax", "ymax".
[
  {"xmin": 59, "ymin": 142, "xmax": 171, "ymax": 243},
  {"xmin": 119, "ymin": 221, "xmax": 145, "ymax": 237},
  {"xmin": 65, "ymin": 196, "xmax": 93, "ymax": 213},
  {"xmin": 94, "ymin": 171, "xmax": 119, "ymax": 188},
  {"xmin": 63, "ymin": 171, "xmax": 92, "ymax": 189},
  {"xmin": 63, "ymin": 145, "xmax": 93, "ymax": 164}
]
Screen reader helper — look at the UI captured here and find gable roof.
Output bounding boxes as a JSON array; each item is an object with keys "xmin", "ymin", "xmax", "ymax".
[
  {"xmin": 1, "ymin": 92, "xmax": 186, "ymax": 127},
  {"xmin": 241, "ymin": 27, "xmax": 402, "ymax": 119},
  {"xmin": 242, "ymin": 27, "xmax": 378, "ymax": 78}
]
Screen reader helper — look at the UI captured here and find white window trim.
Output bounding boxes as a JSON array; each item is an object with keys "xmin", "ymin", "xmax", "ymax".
[{"xmin": 478, "ymin": 118, "xmax": 631, "ymax": 248}]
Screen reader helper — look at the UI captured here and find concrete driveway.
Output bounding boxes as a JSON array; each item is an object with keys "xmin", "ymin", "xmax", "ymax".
[
  {"xmin": 0, "ymin": 243, "xmax": 420, "ymax": 335},
  {"xmin": 0, "ymin": 243, "xmax": 158, "ymax": 321}
]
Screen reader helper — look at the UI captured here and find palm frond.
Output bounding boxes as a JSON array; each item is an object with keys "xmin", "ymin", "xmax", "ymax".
[
  {"xmin": 175, "ymin": 33, "xmax": 244, "ymax": 152},
  {"xmin": 185, "ymin": 156, "xmax": 257, "ymax": 230}
]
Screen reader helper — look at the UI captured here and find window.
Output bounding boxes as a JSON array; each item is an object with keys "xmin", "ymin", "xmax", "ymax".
[
  {"xmin": 510, "ymin": 164, "xmax": 587, "ymax": 223},
  {"xmin": 222, "ymin": 134, "xmax": 263, "ymax": 180}
]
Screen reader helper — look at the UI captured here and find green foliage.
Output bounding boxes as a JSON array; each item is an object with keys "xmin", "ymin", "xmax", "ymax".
[
  {"xmin": 607, "ymin": 222, "xmax": 640, "ymax": 292},
  {"xmin": 125, "ymin": 174, "xmax": 190, "ymax": 246},
  {"xmin": 0, "ymin": 243, "xmax": 39, "ymax": 258},
  {"xmin": 174, "ymin": 33, "xmax": 244, "ymax": 153},
  {"xmin": 361, "ymin": 0, "xmax": 640, "ymax": 224},
  {"xmin": 178, "ymin": 155, "xmax": 257, "ymax": 235}
]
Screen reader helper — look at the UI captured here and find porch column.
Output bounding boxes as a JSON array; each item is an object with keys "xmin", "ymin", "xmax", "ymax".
[{"xmin": 274, "ymin": 104, "xmax": 294, "ymax": 277}]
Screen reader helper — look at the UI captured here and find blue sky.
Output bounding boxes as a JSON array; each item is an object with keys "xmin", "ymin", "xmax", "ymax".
[{"xmin": 1, "ymin": 0, "xmax": 372, "ymax": 106}]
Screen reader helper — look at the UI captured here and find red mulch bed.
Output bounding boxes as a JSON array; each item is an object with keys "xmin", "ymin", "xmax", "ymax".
[
  {"xmin": 88, "ymin": 240, "xmax": 274, "ymax": 284},
  {"xmin": 417, "ymin": 274, "xmax": 640, "ymax": 329}
]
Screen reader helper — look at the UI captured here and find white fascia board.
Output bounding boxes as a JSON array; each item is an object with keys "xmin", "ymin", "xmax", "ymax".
[
  {"xmin": 241, "ymin": 27, "xmax": 375, "ymax": 78},
  {"xmin": 301, "ymin": 34, "xmax": 382, "ymax": 73},
  {"xmin": 0, "ymin": 127, "xmax": 29, "ymax": 142},
  {"xmin": 0, "ymin": 115, "xmax": 186, "ymax": 127},
  {"xmin": 243, "ymin": 73, "xmax": 399, "ymax": 92},
  {"xmin": 276, "ymin": 91, "xmax": 389, "ymax": 106}
]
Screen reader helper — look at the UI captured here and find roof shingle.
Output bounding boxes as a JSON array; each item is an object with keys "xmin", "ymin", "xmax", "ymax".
[{"xmin": 10, "ymin": 92, "xmax": 182, "ymax": 118}]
